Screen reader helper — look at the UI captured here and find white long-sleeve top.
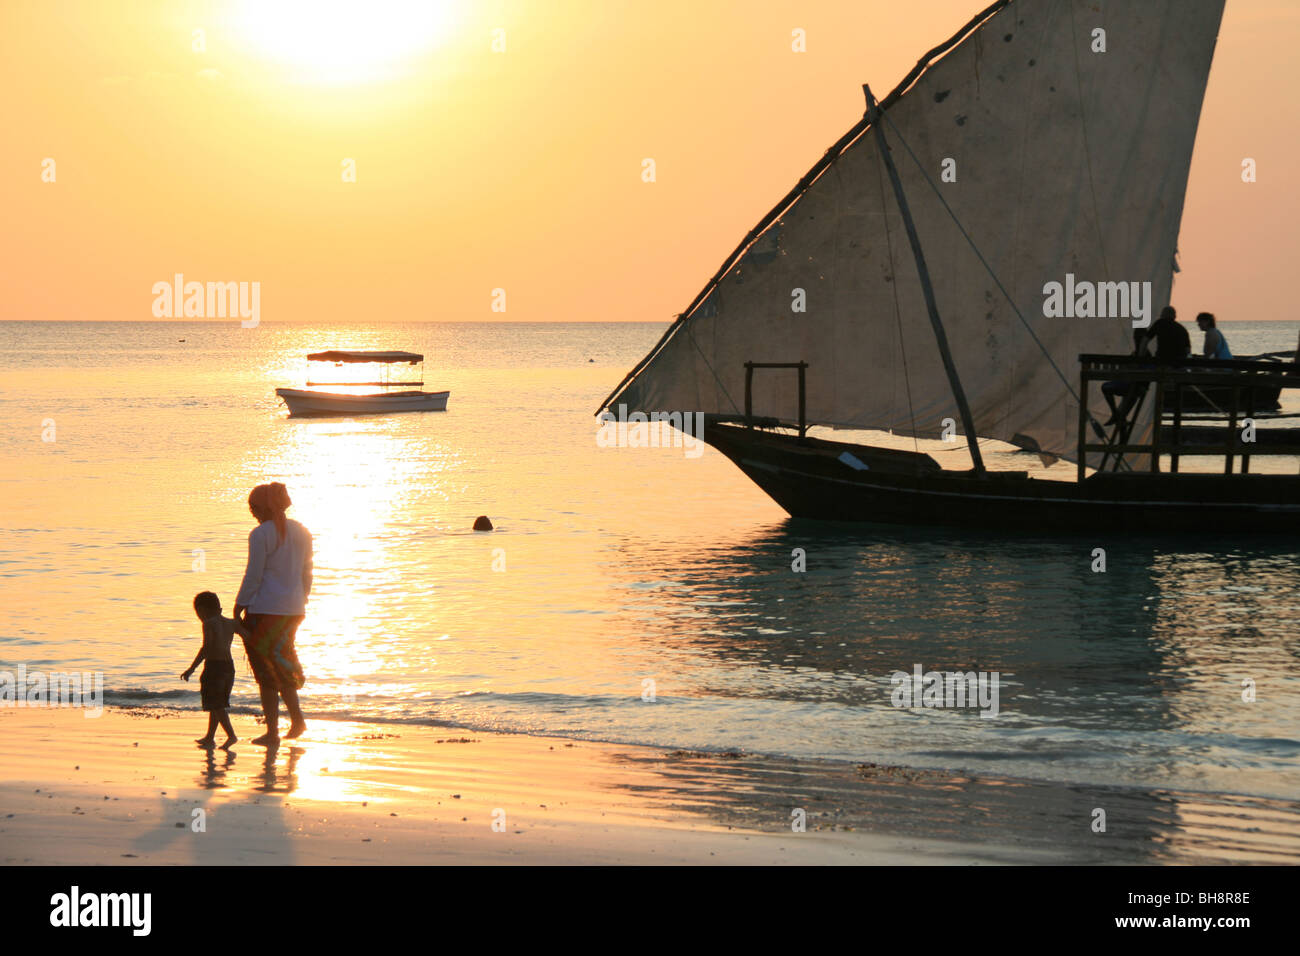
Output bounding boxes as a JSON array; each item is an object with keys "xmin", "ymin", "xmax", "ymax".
[{"xmin": 235, "ymin": 518, "xmax": 313, "ymax": 615}]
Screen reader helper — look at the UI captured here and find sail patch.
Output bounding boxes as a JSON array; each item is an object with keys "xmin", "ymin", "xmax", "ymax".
[{"xmin": 742, "ymin": 226, "xmax": 782, "ymax": 267}]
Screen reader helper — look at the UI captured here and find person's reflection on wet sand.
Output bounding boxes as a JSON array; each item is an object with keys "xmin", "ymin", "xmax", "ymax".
[
  {"xmin": 255, "ymin": 742, "xmax": 304, "ymax": 795},
  {"xmin": 196, "ymin": 748, "xmax": 237, "ymax": 790}
]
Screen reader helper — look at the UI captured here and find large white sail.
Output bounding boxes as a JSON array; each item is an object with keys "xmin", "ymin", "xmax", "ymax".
[{"xmin": 604, "ymin": 0, "xmax": 1225, "ymax": 465}]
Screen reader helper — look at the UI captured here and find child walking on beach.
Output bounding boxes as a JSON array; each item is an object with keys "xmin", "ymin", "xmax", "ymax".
[{"xmin": 182, "ymin": 591, "xmax": 250, "ymax": 749}]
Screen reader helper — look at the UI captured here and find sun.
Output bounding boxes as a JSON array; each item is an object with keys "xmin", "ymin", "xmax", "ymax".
[{"xmin": 231, "ymin": 0, "xmax": 459, "ymax": 84}]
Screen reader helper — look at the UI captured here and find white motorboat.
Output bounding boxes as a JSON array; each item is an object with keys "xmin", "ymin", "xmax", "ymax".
[
  {"xmin": 276, "ymin": 350, "xmax": 450, "ymax": 417},
  {"xmin": 275, "ymin": 387, "xmax": 449, "ymax": 415}
]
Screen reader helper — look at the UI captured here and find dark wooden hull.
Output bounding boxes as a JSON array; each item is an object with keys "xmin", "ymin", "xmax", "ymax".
[{"xmin": 704, "ymin": 422, "xmax": 1300, "ymax": 534}]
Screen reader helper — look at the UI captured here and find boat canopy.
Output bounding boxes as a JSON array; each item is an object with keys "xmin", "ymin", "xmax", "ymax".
[{"xmin": 306, "ymin": 350, "xmax": 423, "ymax": 364}]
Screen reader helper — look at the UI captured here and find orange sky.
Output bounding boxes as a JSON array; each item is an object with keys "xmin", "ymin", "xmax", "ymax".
[{"xmin": 2, "ymin": 0, "xmax": 1297, "ymax": 323}]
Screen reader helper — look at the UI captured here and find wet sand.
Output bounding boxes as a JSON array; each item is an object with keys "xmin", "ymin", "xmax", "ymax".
[{"xmin": 2, "ymin": 707, "xmax": 1296, "ymax": 865}]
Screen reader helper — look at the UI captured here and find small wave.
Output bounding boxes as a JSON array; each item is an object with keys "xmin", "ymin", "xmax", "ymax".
[{"xmin": 106, "ymin": 687, "xmax": 192, "ymax": 701}]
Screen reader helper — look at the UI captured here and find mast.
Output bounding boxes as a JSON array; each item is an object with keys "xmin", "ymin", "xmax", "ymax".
[{"xmin": 864, "ymin": 83, "xmax": 985, "ymax": 475}]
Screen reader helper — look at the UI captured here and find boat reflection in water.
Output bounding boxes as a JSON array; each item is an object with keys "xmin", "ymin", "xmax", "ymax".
[
  {"xmin": 599, "ymin": 522, "xmax": 1300, "ymax": 862},
  {"xmin": 603, "ymin": 522, "xmax": 1300, "ymax": 789}
]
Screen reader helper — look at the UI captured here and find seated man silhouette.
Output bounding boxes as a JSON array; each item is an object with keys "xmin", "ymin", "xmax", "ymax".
[{"xmin": 1148, "ymin": 306, "xmax": 1191, "ymax": 362}]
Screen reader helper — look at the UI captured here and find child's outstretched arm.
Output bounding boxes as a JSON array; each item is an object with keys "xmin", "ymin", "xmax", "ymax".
[
  {"xmin": 182, "ymin": 644, "xmax": 205, "ymax": 681},
  {"xmin": 184, "ymin": 618, "xmax": 214, "ymax": 680}
]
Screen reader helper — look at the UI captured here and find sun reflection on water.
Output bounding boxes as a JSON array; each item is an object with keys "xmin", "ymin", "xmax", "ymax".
[{"xmin": 243, "ymin": 413, "xmax": 458, "ymax": 718}]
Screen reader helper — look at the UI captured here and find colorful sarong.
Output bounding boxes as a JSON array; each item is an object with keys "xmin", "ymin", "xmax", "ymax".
[{"xmin": 243, "ymin": 614, "xmax": 305, "ymax": 691}]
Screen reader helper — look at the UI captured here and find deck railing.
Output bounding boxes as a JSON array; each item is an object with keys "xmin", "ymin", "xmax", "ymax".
[
  {"xmin": 743, "ymin": 361, "xmax": 808, "ymax": 438},
  {"xmin": 1078, "ymin": 354, "xmax": 1300, "ymax": 480}
]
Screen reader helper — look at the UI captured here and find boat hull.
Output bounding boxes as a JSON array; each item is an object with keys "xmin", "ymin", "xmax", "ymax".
[
  {"xmin": 704, "ymin": 422, "xmax": 1300, "ymax": 534},
  {"xmin": 276, "ymin": 388, "xmax": 449, "ymax": 417}
]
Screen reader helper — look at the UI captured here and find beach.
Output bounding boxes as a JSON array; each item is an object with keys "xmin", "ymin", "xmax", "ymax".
[
  {"xmin": 0, "ymin": 707, "xmax": 988, "ymax": 865},
  {"xmin": 4, "ymin": 706, "xmax": 1297, "ymax": 866}
]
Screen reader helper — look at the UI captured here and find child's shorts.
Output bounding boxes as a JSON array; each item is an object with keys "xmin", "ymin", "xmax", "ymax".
[{"xmin": 200, "ymin": 660, "xmax": 235, "ymax": 711}]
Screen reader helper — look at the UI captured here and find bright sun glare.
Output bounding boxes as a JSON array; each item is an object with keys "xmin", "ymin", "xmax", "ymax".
[{"xmin": 233, "ymin": 0, "xmax": 457, "ymax": 84}]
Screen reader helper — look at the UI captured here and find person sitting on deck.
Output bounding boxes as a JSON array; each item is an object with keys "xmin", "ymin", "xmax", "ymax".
[
  {"xmin": 1101, "ymin": 325, "xmax": 1154, "ymax": 426},
  {"xmin": 1197, "ymin": 312, "xmax": 1232, "ymax": 359},
  {"xmin": 1148, "ymin": 305, "xmax": 1191, "ymax": 362}
]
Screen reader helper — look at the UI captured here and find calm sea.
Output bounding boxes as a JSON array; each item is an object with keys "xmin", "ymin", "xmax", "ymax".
[{"xmin": 2, "ymin": 320, "xmax": 1298, "ymax": 801}]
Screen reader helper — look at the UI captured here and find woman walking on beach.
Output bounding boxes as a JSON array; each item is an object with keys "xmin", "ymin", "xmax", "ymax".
[{"xmin": 234, "ymin": 482, "xmax": 312, "ymax": 746}]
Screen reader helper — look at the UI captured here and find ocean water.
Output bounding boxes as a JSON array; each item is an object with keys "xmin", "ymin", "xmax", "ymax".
[{"xmin": 2, "ymin": 320, "xmax": 1299, "ymax": 801}]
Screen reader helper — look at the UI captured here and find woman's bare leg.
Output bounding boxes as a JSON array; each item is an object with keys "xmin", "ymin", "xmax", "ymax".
[
  {"xmin": 282, "ymin": 686, "xmax": 306, "ymax": 738},
  {"xmin": 280, "ymin": 619, "xmax": 306, "ymax": 738},
  {"xmin": 252, "ymin": 684, "xmax": 280, "ymax": 744}
]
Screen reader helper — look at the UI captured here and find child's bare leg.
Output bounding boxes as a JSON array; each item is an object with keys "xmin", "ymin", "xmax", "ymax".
[
  {"xmin": 217, "ymin": 711, "xmax": 237, "ymax": 749},
  {"xmin": 197, "ymin": 712, "xmax": 219, "ymax": 746}
]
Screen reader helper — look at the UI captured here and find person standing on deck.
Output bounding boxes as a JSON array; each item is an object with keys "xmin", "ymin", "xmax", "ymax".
[
  {"xmin": 234, "ymin": 482, "xmax": 311, "ymax": 746},
  {"xmin": 1197, "ymin": 312, "xmax": 1232, "ymax": 359}
]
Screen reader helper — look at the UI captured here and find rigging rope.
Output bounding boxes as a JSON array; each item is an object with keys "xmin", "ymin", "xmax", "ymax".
[{"xmin": 684, "ymin": 317, "xmax": 742, "ymax": 416}]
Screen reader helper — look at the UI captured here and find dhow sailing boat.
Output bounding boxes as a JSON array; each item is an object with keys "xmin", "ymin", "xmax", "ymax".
[{"xmin": 600, "ymin": 0, "xmax": 1300, "ymax": 533}]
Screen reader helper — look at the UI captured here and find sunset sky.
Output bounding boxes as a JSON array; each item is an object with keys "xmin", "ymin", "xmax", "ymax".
[{"xmin": 2, "ymin": 0, "xmax": 1297, "ymax": 323}]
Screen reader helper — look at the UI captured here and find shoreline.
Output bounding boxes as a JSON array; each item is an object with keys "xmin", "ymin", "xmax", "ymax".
[
  {"xmin": 3, "ymin": 707, "xmax": 1297, "ymax": 865},
  {"xmin": 88, "ymin": 695, "xmax": 1300, "ymax": 806}
]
